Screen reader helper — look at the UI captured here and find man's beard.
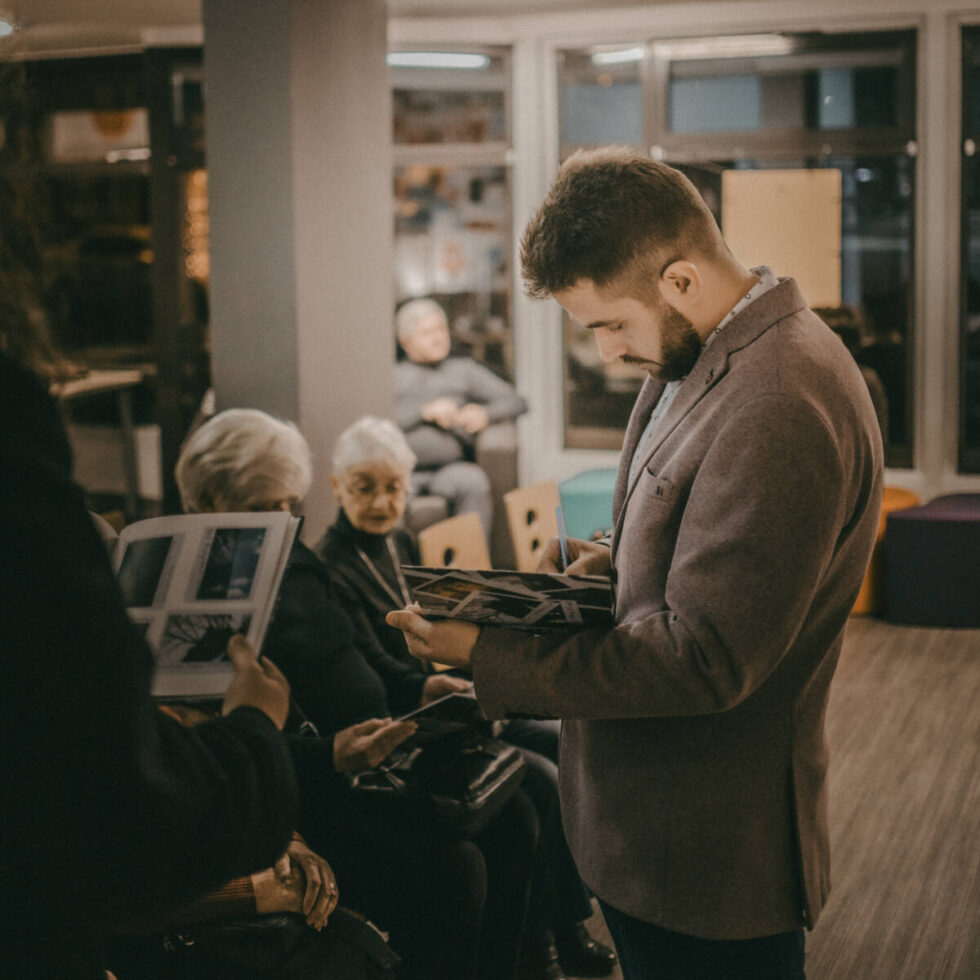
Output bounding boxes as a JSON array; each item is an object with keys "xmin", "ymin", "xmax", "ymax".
[{"xmin": 652, "ymin": 303, "xmax": 702, "ymax": 382}]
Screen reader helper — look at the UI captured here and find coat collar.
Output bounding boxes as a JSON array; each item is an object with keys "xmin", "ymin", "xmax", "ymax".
[{"xmin": 611, "ymin": 277, "xmax": 809, "ymax": 555}]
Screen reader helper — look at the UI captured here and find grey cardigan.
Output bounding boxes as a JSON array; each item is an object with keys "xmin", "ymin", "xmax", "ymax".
[{"xmin": 472, "ymin": 279, "xmax": 883, "ymax": 940}]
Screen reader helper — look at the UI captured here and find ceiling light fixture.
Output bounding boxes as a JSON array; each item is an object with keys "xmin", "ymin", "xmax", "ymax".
[
  {"xmin": 652, "ymin": 34, "xmax": 793, "ymax": 61},
  {"xmin": 590, "ymin": 46, "xmax": 646, "ymax": 66},
  {"xmin": 387, "ymin": 51, "xmax": 490, "ymax": 70}
]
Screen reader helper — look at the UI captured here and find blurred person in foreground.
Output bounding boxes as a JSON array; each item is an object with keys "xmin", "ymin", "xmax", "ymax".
[
  {"xmin": 388, "ymin": 147, "xmax": 884, "ymax": 980},
  {"xmin": 395, "ymin": 297, "xmax": 528, "ymax": 535},
  {"xmin": 0, "ymin": 285, "xmax": 296, "ymax": 978}
]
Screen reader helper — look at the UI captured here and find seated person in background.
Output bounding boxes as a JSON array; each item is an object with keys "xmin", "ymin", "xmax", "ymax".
[
  {"xmin": 176, "ymin": 408, "xmax": 538, "ymax": 980},
  {"xmin": 394, "ymin": 297, "xmax": 528, "ymax": 535},
  {"xmin": 1, "ymin": 290, "xmax": 295, "ymax": 979},
  {"xmin": 318, "ymin": 416, "xmax": 617, "ymax": 980},
  {"xmin": 813, "ymin": 304, "xmax": 889, "ymax": 445}
]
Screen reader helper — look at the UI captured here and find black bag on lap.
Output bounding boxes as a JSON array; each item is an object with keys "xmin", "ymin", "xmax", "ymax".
[
  {"xmin": 347, "ymin": 696, "xmax": 526, "ymax": 839},
  {"xmin": 105, "ymin": 907, "xmax": 401, "ymax": 980}
]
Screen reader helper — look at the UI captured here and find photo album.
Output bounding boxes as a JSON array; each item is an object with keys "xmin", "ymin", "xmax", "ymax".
[
  {"xmin": 111, "ymin": 512, "xmax": 300, "ymax": 698},
  {"xmin": 401, "ymin": 566, "xmax": 613, "ymax": 631}
]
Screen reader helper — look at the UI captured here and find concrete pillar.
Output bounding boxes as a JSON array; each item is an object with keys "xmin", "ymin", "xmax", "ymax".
[{"xmin": 203, "ymin": 0, "xmax": 392, "ymax": 540}]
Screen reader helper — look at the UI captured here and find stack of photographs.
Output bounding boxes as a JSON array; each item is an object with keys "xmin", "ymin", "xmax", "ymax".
[{"xmin": 402, "ymin": 566, "xmax": 613, "ymax": 631}]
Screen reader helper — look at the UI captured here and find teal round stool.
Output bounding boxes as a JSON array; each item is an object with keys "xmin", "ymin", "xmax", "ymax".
[{"xmin": 559, "ymin": 467, "xmax": 618, "ymax": 541}]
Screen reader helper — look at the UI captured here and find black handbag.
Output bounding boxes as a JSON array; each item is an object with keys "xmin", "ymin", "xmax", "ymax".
[
  {"xmin": 106, "ymin": 908, "xmax": 401, "ymax": 980},
  {"xmin": 348, "ymin": 718, "xmax": 527, "ymax": 839}
]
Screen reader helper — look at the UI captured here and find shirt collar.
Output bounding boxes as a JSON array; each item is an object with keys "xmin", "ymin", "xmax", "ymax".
[{"xmin": 703, "ymin": 265, "xmax": 778, "ymax": 350}]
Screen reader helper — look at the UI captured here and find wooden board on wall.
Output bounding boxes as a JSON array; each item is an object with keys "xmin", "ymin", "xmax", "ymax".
[{"xmin": 720, "ymin": 169, "xmax": 842, "ymax": 308}]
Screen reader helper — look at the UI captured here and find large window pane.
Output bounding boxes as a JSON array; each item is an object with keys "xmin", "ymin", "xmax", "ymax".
[
  {"xmin": 391, "ymin": 51, "xmax": 508, "ymax": 145},
  {"xmin": 559, "ymin": 30, "xmax": 916, "ymax": 465},
  {"xmin": 394, "ymin": 163, "xmax": 512, "ymax": 378},
  {"xmin": 658, "ymin": 33, "xmax": 906, "ymax": 139},
  {"xmin": 559, "ymin": 47, "xmax": 644, "ymax": 153},
  {"xmin": 392, "ymin": 47, "xmax": 513, "ymax": 380}
]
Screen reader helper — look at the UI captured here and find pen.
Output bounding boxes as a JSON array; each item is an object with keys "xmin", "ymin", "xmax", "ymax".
[{"xmin": 556, "ymin": 505, "xmax": 570, "ymax": 571}]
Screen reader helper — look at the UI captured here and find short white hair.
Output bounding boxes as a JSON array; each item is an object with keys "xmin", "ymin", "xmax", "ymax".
[
  {"xmin": 332, "ymin": 416, "xmax": 416, "ymax": 476},
  {"xmin": 175, "ymin": 408, "xmax": 313, "ymax": 512},
  {"xmin": 395, "ymin": 297, "xmax": 447, "ymax": 343}
]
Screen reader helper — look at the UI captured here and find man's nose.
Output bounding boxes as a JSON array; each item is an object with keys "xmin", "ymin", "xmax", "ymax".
[{"xmin": 594, "ymin": 326, "xmax": 623, "ymax": 364}]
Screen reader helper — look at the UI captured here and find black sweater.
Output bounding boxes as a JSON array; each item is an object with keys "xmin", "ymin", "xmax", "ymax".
[
  {"xmin": 315, "ymin": 511, "xmax": 430, "ymax": 716},
  {"xmin": 0, "ymin": 353, "xmax": 297, "ymax": 978}
]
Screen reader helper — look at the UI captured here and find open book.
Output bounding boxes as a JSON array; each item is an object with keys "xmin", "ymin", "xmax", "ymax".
[
  {"xmin": 401, "ymin": 566, "xmax": 613, "ymax": 631},
  {"xmin": 111, "ymin": 512, "xmax": 300, "ymax": 698}
]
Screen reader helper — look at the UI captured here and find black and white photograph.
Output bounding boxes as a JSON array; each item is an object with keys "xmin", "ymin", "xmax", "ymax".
[
  {"xmin": 195, "ymin": 527, "xmax": 265, "ymax": 601},
  {"xmin": 402, "ymin": 565, "xmax": 613, "ymax": 630},
  {"xmin": 116, "ymin": 534, "xmax": 175, "ymax": 608},
  {"xmin": 156, "ymin": 612, "xmax": 252, "ymax": 667}
]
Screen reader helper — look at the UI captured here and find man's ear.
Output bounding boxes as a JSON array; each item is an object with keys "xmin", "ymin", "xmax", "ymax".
[
  {"xmin": 659, "ymin": 260, "xmax": 701, "ymax": 307},
  {"xmin": 329, "ymin": 474, "xmax": 341, "ymax": 499}
]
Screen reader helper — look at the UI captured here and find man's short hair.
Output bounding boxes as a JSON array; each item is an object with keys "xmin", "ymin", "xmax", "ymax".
[
  {"xmin": 395, "ymin": 297, "xmax": 448, "ymax": 343},
  {"xmin": 520, "ymin": 145, "xmax": 725, "ymax": 301},
  {"xmin": 175, "ymin": 408, "xmax": 312, "ymax": 513}
]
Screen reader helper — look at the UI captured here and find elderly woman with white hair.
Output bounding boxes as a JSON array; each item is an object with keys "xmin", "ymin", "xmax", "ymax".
[
  {"xmin": 176, "ymin": 407, "xmax": 539, "ymax": 980},
  {"xmin": 318, "ymin": 416, "xmax": 617, "ymax": 980}
]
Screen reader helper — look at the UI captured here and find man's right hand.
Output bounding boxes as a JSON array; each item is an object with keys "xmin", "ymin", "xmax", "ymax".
[
  {"xmin": 333, "ymin": 717, "xmax": 418, "ymax": 773},
  {"xmin": 538, "ymin": 535, "xmax": 612, "ymax": 576},
  {"xmin": 222, "ymin": 634, "xmax": 291, "ymax": 730}
]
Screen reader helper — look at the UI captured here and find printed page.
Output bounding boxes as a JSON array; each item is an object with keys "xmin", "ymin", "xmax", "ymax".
[
  {"xmin": 113, "ymin": 512, "xmax": 299, "ymax": 697},
  {"xmin": 401, "ymin": 566, "xmax": 612, "ymax": 631}
]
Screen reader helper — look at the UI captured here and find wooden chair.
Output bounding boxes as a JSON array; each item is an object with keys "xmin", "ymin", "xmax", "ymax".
[
  {"xmin": 417, "ymin": 512, "xmax": 492, "ymax": 570},
  {"xmin": 503, "ymin": 481, "xmax": 561, "ymax": 572}
]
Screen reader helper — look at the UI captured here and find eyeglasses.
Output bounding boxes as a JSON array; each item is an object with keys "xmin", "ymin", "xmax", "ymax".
[{"xmin": 343, "ymin": 479, "xmax": 409, "ymax": 501}]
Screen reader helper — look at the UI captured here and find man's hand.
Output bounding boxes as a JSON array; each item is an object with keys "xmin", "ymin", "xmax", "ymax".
[
  {"xmin": 421, "ymin": 672, "xmax": 474, "ymax": 705},
  {"xmin": 537, "ymin": 535, "xmax": 612, "ymax": 576},
  {"xmin": 332, "ymin": 717, "xmax": 418, "ymax": 773},
  {"xmin": 386, "ymin": 607, "xmax": 480, "ymax": 670},
  {"xmin": 456, "ymin": 402, "xmax": 489, "ymax": 434},
  {"xmin": 221, "ymin": 634, "xmax": 291, "ymax": 730},
  {"xmin": 421, "ymin": 397, "xmax": 461, "ymax": 429}
]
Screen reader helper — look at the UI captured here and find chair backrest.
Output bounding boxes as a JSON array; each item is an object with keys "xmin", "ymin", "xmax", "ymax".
[
  {"xmin": 417, "ymin": 512, "xmax": 492, "ymax": 570},
  {"xmin": 503, "ymin": 481, "xmax": 561, "ymax": 572}
]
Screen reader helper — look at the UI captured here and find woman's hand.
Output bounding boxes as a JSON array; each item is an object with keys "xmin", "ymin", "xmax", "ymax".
[
  {"xmin": 537, "ymin": 535, "xmax": 611, "ymax": 576},
  {"xmin": 386, "ymin": 607, "xmax": 480, "ymax": 670},
  {"xmin": 421, "ymin": 672, "xmax": 473, "ymax": 705},
  {"xmin": 332, "ymin": 717, "xmax": 418, "ymax": 773},
  {"xmin": 264, "ymin": 839, "xmax": 339, "ymax": 930}
]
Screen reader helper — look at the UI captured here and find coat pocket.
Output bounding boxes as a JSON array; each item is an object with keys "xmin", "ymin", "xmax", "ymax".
[{"xmin": 636, "ymin": 468, "xmax": 674, "ymax": 502}]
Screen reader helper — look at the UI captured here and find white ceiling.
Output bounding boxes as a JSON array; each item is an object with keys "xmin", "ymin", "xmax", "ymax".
[{"xmin": 9, "ymin": 0, "xmax": 716, "ymax": 58}]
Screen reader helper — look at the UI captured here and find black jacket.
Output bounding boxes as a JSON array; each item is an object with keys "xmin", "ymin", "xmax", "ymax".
[{"xmin": 0, "ymin": 353, "xmax": 297, "ymax": 978}]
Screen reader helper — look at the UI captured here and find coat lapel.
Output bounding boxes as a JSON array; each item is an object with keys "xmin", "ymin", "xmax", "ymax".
[{"xmin": 609, "ymin": 278, "xmax": 809, "ymax": 561}]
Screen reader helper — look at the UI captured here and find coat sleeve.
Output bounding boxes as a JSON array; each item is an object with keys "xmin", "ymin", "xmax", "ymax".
[
  {"xmin": 473, "ymin": 395, "xmax": 854, "ymax": 720},
  {"xmin": 0, "ymin": 363, "xmax": 297, "ymax": 928}
]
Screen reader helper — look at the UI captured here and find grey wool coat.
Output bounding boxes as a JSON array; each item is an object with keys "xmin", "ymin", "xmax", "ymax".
[{"xmin": 472, "ymin": 278, "xmax": 884, "ymax": 940}]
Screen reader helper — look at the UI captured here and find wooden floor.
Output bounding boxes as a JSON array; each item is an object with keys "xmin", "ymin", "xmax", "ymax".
[{"xmin": 569, "ymin": 617, "xmax": 980, "ymax": 980}]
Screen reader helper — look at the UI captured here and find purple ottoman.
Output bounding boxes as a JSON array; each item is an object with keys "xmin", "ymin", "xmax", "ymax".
[{"xmin": 883, "ymin": 493, "xmax": 980, "ymax": 627}]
